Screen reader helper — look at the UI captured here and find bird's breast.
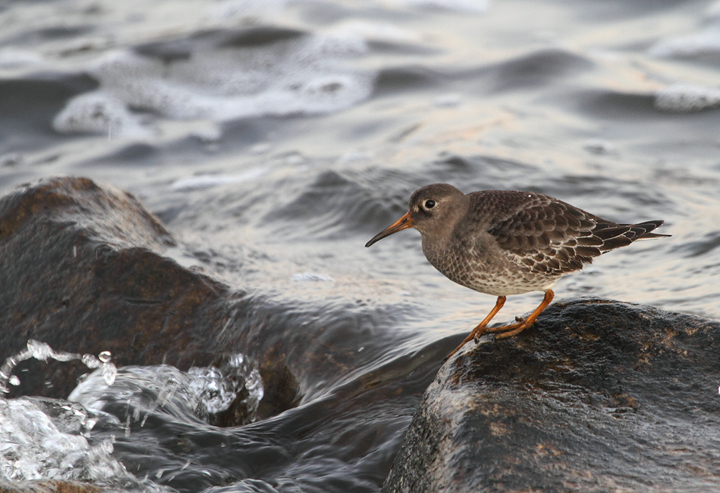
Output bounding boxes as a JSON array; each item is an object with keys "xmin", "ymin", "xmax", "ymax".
[{"xmin": 421, "ymin": 232, "xmax": 561, "ymax": 296}]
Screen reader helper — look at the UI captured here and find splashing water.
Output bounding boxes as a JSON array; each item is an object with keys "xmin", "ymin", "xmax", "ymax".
[
  {"xmin": 0, "ymin": 340, "xmax": 117, "ymax": 394},
  {"xmin": 69, "ymin": 357, "xmax": 264, "ymax": 428},
  {"xmin": 0, "ymin": 397, "xmax": 170, "ymax": 491},
  {"xmin": 0, "ymin": 341, "xmax": 263, "ymax": 489},
  {"xmin": 187, "ymin": 367, "xmax": 238, "ymax": 415}
]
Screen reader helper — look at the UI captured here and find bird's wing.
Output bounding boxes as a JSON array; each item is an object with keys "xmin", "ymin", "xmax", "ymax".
[
  {"xmin": 484, "ymin": 192, "xmax": 608, "ymax": 273},
  {"xmin": 465, "ymin": 191, "xmax": 666, "ymax": 276}
]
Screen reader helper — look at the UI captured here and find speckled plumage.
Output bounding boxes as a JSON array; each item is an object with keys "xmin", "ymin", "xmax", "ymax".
[{"xmin": 366, "ymin": 183, "xmax": 668, "ymax": 358}]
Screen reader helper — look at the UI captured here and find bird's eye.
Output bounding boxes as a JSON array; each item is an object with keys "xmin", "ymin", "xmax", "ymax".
[{"xmin": 424, "ymin": 199, "xmax": 436, "ymax": 209}]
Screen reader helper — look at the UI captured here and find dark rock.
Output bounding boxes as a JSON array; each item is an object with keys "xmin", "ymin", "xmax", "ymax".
[
  {"xmin": 0, "ymin": 480, "xmax": 101, "ymax": 493},
  {"xmin": 0, "ymin": 177, "xmax": 225, "ymax": 398},
  {"xmin": 383, "ymin": 299, "xmax": 720, "ymax": 492},
  {"xmin": 0, "ymin": 177, "xmax": 301, "ymax": 424},
  {"xmin": 256, "ymin": 345, "xmax": 301, "ymax": 419}
]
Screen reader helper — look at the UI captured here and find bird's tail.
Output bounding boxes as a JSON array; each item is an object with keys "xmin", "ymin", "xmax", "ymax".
[
  {"xmin": 594, "ymin": 219, "xmax": 669, "ymax": 253},
  {"xmin": 630, "ymin": 220, "xmax": 670, "ymax": 240}
]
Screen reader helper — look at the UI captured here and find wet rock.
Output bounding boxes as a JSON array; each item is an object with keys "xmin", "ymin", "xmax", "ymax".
[
  {"xmin": 0, "ymin": 177, "xmax": 301, "ymax": 422},
  {"xmin": 0, "ymin": 177, "xmax": 226, "ymax": 399},
  {"xmin": 0, "ymin": 480, "xmax": 101, "ymax": 493},
  {"xmin": 383, "ymin": 299, "xmax": 720, "ymax": 492}
]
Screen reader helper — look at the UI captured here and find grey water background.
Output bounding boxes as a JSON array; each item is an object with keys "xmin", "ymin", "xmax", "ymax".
[{"xmin": 1, "ymin": 0, "xmax": 720, "ymax": 491}]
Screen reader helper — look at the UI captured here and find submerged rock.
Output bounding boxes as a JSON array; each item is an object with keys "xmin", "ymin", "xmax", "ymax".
[{"xmin": 383, "ymin": 300, "xmax": 720, "ymax": 492}]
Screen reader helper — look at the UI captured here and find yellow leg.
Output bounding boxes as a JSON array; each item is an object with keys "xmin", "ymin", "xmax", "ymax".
[
  {"xmin": 445, "ymin": 296, "xmax": 506, "ymax": 360},
  {"xmin": 489, "ymin": 290, "xmax": 554, "ymax": 339}
]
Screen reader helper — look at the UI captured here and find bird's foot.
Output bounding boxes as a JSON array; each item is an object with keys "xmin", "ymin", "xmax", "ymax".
[
  {"xmin": 495, "ymin": 324, "xmax": 531, "ymax": 339},
  {"xmin": 485, "ymin": 319, "xmax": 532, "ymax": 339},
  {"xmin": 486, "ymin": 321, "xmax": 523, "ymax": 333},
  {"xmin": 473, "ymin": 329, "xmax": 488, "ymax": 344}
]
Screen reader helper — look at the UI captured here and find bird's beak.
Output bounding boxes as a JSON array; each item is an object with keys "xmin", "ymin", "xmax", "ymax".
[{"xmin": 365, "ymin": 212, "xmax": 413, "ymax": 247}]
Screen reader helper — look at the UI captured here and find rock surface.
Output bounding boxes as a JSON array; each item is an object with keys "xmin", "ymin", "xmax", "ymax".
[
  {"xmin": 383, "ymin": 299, "xmax": 720, "ymax": 492},
  {"xmin": 0, "ymin": 480, "xmax": 101, "ymax": 493},
  {"xmin": 0, "ymin": 177, "xmax": 299, "ymax": 420}
]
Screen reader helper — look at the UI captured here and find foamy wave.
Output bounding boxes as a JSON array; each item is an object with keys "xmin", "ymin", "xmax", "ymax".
[
  {"xmin": 654, "ymin": 83, "xmax": 720, "ymax": 112},
  {"xmin": 54, "ymin": 31, "xmax": 375, "ymax": 136},
  {"xmin": 53, "ymin": 92, "xmax": 152, "ymax": 137}
]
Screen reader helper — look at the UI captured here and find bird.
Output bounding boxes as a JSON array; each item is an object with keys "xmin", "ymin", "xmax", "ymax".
[{"xmin": 365, "ymin": 183, "xmax": 669, "ymax": 360}]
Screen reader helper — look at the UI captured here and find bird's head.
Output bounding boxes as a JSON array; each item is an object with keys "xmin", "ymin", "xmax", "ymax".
[{"xmin": 365, "ymin": 184, "xmax": 467, "ymax": 247}]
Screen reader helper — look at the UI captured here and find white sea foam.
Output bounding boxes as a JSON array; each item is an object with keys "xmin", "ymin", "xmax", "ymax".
[
  {"xmin": 52, "ymin": 91, "xmax": 152, "ymax": 138},
  {"xmin": 54, "ymin": 31, "xmax": 375, "ymax": 137},
  {"xmin": 654, "ymin": 83, "xmax": 720, "ymax": 112}
]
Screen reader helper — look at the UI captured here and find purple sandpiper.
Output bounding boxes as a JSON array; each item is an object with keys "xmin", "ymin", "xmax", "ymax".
[{"xmin": 366, "ymin": 184, "xmax": 669, "ymax": 359}]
